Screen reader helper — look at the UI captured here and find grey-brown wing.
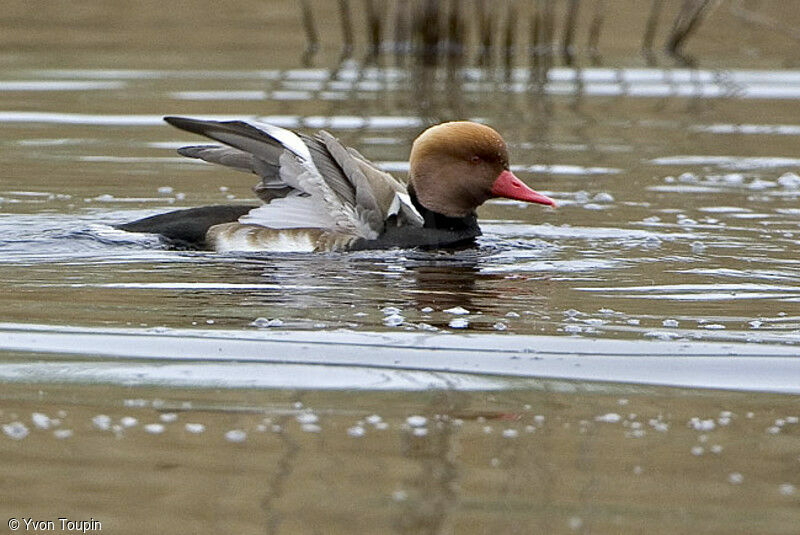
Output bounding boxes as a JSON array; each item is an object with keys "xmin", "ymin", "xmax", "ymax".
[
  {"xmin": 317, "ymin": 130, "xmax": 423, "ymax": 232},
  {"xmin": 176, "ymin": 145, "xmax": 290, "ymax": 202},
  {"xmin": 298, "ymin": 134, "xmax": 356, "ymax": 206}
]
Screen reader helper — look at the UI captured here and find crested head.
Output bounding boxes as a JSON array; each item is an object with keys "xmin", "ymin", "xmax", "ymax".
[{"xmin": 409, "ymin": 122, "xmax": 511, "ymax": 218}]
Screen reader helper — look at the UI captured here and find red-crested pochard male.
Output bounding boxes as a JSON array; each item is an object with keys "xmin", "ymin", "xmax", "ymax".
[{"xmin": 117, "ymin": 117, "xmax": 556, "ymax": 251}]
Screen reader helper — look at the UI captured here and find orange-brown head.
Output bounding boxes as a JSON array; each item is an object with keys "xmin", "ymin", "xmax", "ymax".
[{"xmin": 409, "ymin": 121, "xmax": 555, "ymax": 218}]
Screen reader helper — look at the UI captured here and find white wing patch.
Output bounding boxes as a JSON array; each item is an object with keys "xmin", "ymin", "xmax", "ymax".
[
  {"xmin": 239, "ymin": 147, "xmax": 376, "ymax": 239},
  {"xmin": 239, "ymin": 195, "xmax": 335, "ymax": 229}
]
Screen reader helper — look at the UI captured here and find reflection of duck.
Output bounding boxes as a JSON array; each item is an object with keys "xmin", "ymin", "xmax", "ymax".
[{"xmin": 119, "ymin": 117, "xmax": 555, "ymax": 252}]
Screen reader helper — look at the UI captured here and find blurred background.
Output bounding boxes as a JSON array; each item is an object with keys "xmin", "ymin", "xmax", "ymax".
[{"xmin": 1, "ymin": 2, "xmax": 799, "ymax": 534}]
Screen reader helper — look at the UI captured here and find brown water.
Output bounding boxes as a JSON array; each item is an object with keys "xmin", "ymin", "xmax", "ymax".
[{"xmin": 1, "ymin": 1, "xmax": 799, "ymax": 533}]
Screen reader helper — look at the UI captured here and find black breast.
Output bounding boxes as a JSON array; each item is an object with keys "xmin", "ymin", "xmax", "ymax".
[{"xmin": 351, "ymin": 190, "xmax": 482, "ymax": 250}]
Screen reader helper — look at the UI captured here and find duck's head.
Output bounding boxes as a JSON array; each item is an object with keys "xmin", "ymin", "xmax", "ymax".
[{"xmin": 409, "ymin": 121, "xmax": 556, "ymax": 218}]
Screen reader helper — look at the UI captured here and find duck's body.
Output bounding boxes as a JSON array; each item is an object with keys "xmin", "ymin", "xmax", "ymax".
[{"xmin": 118, "ymin": 117, "xmax": 555, "ymax": 252}]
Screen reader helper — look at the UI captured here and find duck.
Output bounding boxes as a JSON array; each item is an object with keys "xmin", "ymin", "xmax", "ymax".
[{"xmin": 117, "ymin": 116, "xmax": 556, "ymax": 251}]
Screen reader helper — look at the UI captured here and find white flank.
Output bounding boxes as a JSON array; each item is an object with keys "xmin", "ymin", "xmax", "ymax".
[{"xmin": 213, "ymin": 227, "xmax": 316, "ymax": 253}]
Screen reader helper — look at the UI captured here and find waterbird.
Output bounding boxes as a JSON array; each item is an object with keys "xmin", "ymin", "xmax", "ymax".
[{"xmin": 118, "ymin": 117, "xmax": 556, "ymax": 251}]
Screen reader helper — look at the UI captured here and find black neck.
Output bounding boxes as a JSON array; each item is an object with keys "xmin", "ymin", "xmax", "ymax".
[{"xmin": 408, "ymin": 186, "xmax": 479, "ymax": 232}]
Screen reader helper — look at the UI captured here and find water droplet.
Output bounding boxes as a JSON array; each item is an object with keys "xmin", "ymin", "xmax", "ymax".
[
  {"xmin": 406, "ymin": 415, "xmax": 427, "ymax": 427},
  {"xmin": 347, "ymin": 426, "xmax": 365, "ymax": 438},
  {"xmin": 728, "ymin": 472, "xmax": 744, "ymax": 485},
  {"xmin": 2, "ymin": 422, "xmax": 29, "ymax": 440},
  {"xmin": 448, "ymin": 318, "xmax": 469, "ymax": 329},
  {"xmin": 224, "ymin": 429, "xmax": 246, "ymax": 443},
  {"xmin": 144, "ymin": 423, "xmax": 165, "ymax": 434}
]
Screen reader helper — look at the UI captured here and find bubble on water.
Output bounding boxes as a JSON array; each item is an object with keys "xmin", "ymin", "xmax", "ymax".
[
  {"xmin": 120, "ymin": 417, "xmax": 138, "ymax": 428},
  {"xmin": 157, "ymin": 186, "xmax": 174, "ymax": 194},
  {"xmin": 53, "ymin": 429, "xmax": 73, "ymax": 439},
  {"xmin": 678, "ymin": 172, "xmax": 698, "ymax": 183},
  {"xmin": 392, "ymin": 490, "xmax": 408, "ymax": 502},
  {"xmin": 651, "ymin": 421, "xmax": 669, "ymax": 432},
  {"xmin": 704, "ymin": 324, "xmax": 726, "ymax": 330},
  {"xmin": 144, "ymin": 423, "xmax": 165, "ymax": 434},
  {"xmin": 505, "ymin": 311, "xmax": 520, "ymax": 318},
  {"xmin": 777, "ymin": 172, "xmax": 800, "ymax": 189},
  {"xmin": 296, "ymin": 412, "xmax": 318, "ymax": 425},
  {"xmin": 448, "ymin": 318, "xmax": 469, "ymax": 329},
  {"xmin": 627, "ymin": 318, "xmax": 641, "ymax": 325},
  {"xmin": 644, "ymin": 331, "xmax": 676, "ymax": 341},
  {"xmin": 633, "ymin": 465, "xmax": 643, "ymax": 475},
  {"xmin": 185, "ymin": 423, "xmax": 205, "ymax": 434},
  {"xmin": 786, "ymin": 416, "xmax": 799, "ymax": 424},
  {"xmin": 689, "ymin": 418, "xmax": 716, "ymax": 431},
  {"xmin": 595, "ymin": 413, "xmax": 621, "ymax": 423},
  {"xmin": 31, "ymin": 412, "xmax": 51, "ymax": 429},
  {"xmin": 749, "ymin": 179, "xmax": 775, "ymax": 190},
  {"xmin": 691, "ymin": 446, "xmax": 704, "ymax": 456},
  {"xmin": 728, "ymin": 472, "xmax": 744, "ymax": 485},
  {"xmin": 493, "ymin": 322, "xmax": 508, "ymax": 331},
  {"xmin": 691, "ymin": 241, "xmax": 707, "ymax": 253},
  {"xmin": 574, "ymin": 190, "xmax": 590, "ymax": 203},
  {"xmin": 643, "ymin": 236, "xmax": 662, "ymax": 248},
  {"xmin": 365, "ymin": 414, "xmax": 382, "ymax": 425},
  {"xmin": 301, "ymin": 424, "xmax": 321, "ymax": 433},
  {"xmin": 717, "ymin": 417, "xmax": 731, "ymax": 426},
  {"xmin": 347, "ymin": 426, "xmax": 366, "ymax": 438},
  {"xmin": 251, "ymin": 317, "xmax": 283, "ymax": 328},
  {"xmin": 406, "ymin": 415, "xmax": 427, "ymax": 427},
  {"xmin": 710, "ymin": 444, "xmax": 723, "ymax": 454},
  {"xmin": 225, "ymin": 429, "xmax": 247, "ymax": 443},
  {"xmin": 563, "ymin": 324, "xmax": 582, "ymax": 334},
  {"xmin": 679, "ymin": 218, "xmax": 697, "ymax": 226},
  {"xmin": 534, "ymin": 415, "xmax": 545, "ymax": 424},
  {"xmin": 92, "ymin": 414, "xmax": 112, "ymax": 431},
  {"xmin": 383, "ymin": 314, "xmax": 404, "ymax": 327},
  {"xmin": 381, "ymin": 306, "xmax": 401, "ymax": 315},
  {"xmin": 662, "ymin": 319, "xmax": 679, "ymax": 327},
  {"xmin": 502, "ymin": 429, "xmax": 519, "ymax": 439},
  {"xmin": 417, "ymin": 323, "xmax": 438, "ymax": 332},
  {"xmin": 412, "ymin": 427, "xmax": 428, "ymax": 437},
  {"xmin": 748, "ymin": 320, "xmax": 762, "ymax": 329},
  {"xmin": 160, "ymin": 413, "xmax": 177, "ymax": 423},
  {"xmin": 420, "ymin": 306, "xmax": 434, "ymax": 313},
  {"xmin": 444, "ymin": 306, "xmax": 470, "ymax": 315},
  {"xmin": 779, "ymin": 483, "xmax": 796, "ymax": 496},
  {"xmin": 2, "ymin": 422, "xmax": 29, "ymax": 440},
  {"xmin": 722, "ymin": 173, "xmax": 745, "ymax": 184},
  {"xmin": 568, "ymin": 517, "xmax": 583, "ymax": 531},
  {"xmin": 593, "ymin": 192, "xmax": 614, "ymax": 203},
  {"xmin": 767, "ymin": 426, "xmax": 781, "ymax": 434}
]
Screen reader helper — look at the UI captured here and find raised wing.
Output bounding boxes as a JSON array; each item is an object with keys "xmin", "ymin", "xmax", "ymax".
[{"xmin": 165, "ymin": 116, "xmax": 422, "ymax": 239}]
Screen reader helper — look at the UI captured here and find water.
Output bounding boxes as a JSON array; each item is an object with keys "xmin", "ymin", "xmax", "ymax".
[{"xmin": 1, "ymin": 1, "xmax": 799, "ymax": 533}]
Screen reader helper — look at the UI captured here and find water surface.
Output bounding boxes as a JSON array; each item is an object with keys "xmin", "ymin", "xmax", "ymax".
[{"xmin": 1, "ymin": 1, "xmax": 799, "ymax": 533}]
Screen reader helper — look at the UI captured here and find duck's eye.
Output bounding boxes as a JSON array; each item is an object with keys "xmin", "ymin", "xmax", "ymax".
[{"xmin": 470, "ymin": 155, "xmax": 481, "ymax": 164}]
